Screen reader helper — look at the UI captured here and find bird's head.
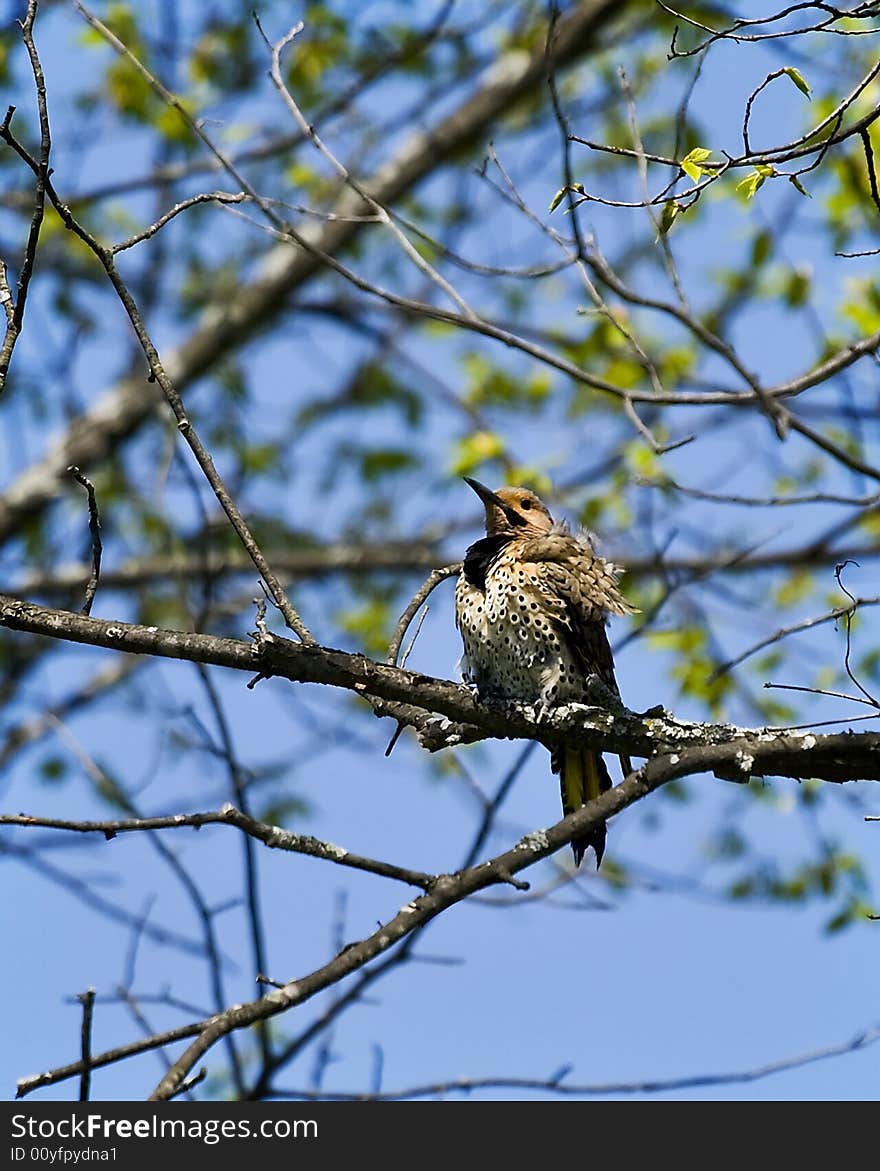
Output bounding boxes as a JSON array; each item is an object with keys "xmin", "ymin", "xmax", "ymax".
[{"xmin": 464, "ymin": 477, "xmax": 555, "ymax": 537}]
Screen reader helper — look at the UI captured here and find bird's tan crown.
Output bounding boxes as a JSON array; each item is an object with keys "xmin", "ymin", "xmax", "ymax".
[{"xmin": 482, "ymin": 485, "xmax": 554, "ymax": 536}]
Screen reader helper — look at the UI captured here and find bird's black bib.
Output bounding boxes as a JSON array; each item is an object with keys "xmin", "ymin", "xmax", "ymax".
[{"xmin": 461, "ymin": 534, "xmax": 512, "ymax": 589}]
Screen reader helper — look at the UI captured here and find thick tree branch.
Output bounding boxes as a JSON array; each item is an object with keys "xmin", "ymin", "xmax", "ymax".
[{"xmin": 2, "ymin": 593, "xmax": 879, "ymax": 782}]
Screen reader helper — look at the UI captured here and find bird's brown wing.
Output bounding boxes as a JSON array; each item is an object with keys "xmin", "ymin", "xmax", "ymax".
[
  {"xmin": 519, "ymin": 534, "xmax": 634, "ymax": 615},
  {"xmin": 519, "ymin": 534, "xmax": 633, "ymax": 777},
  {"xmin": 534, "ymin": 555, "xmax": 622, "ymax": 694},
  {"xmin": 518, "ymin": 533, "xmax": 634, "ymax": 679}
]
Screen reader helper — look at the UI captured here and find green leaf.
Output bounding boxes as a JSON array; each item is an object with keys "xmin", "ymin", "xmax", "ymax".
[
  {"xmin": 735, "ymin": 165, "xmax": 776, "ymax": 200},
  {"xmin": 241, "ymin": 442, "xmax": 282, "ymax": 475},
  {"xmin": 622, "ymin": 437, "xmax": 662, "ymax": 478},
  {"xmin": 788, "ymin": 173, "xmax": 811, "ymax": 198},
  {"xmin": 549, "ymin": 183, "xmax": 584, "ymax": 213},
  {"xmin": 728, "ymin": 877, "xmax": 756, "ymax": 900},
  {"xmin": 782, "ymin": 66, "xmax": 811, "ymax": 99},
  {"xmin": 680, "ymin": 146, "xmax": 713, "ymax": 183},
  {"xmin": 505, "ymin": 466, "xmax": 553, "ymax": 496},
  {"xmin": 656, "ymin": 200, "xmax": 683, "ymax": 238}
]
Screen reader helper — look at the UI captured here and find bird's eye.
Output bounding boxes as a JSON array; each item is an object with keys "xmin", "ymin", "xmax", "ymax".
[{"xmin": 520, "ymin": 498, "xmax": 532, "ymax": 510}]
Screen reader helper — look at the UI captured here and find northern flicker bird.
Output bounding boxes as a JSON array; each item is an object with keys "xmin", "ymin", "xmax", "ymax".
[{"xmin": 455, "ymin": 477, "xmax": 634, "ymax": 867}]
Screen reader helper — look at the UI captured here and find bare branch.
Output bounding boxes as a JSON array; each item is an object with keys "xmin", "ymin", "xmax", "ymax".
[
  {"xmin": 16, "ymin": 690, "xmax": 876, "ymax": 1099},
  {"xmin": 110, "ymin": 191, "xmax": 251, "ymax": 254},
  {"xmin": 659, "ymin": 1, "xmax": 880, "ymax": 57},
  {"xmin": 3, "ymin": 593, "xmax": 880, "ymax": 784},
  {"xmin": 835, "ymin": 560, "xmax": 879, "ymax": 707},
  {"xmin": 0, "ymin": 0, "xmax": 460, "ymax": 213},
  {"xmin": 272, "ymin": 1020, "xmax": 880, "ymax": 1097},
  {"xmin": 636, "ymin": 477, "xmax": 880, "ymax": 509},
  {"xmin": 0, "ymin": 1, "xmax": 51, "ymax": 392},
  {"xmin": 0, "ymin": 805, "xmax": 436, "ymax": 889},
  {"xmin": 10, "ymin": 540, "xmax": 446, "ymax": 596},
  {"xmin": 146, "ymin": 757, "xmax": 694, "ymax": 1100},
  {"xmin": 570, "ymin": 56, "xmax": 880, "ymax": 217},
  {"xmin": 142, "ymin": 725, "xmax": 880, "ymax": 1101},
  {"xmin": 710, "ymin": 595, "xmax": 880, "ymax": 681},
  {"xmin": 66, "ymin": 466, "xmax": 102, "ymax": 615},
  {"xmin": 264, "ymin": 20, "xmax": 478, "ymax": 321},
  {"xmin": 77, "ymin": 988, "xmax": 95, "ymax": 1102},
  {"xmin": 859, "ymin": 126, "xmax": 880, "ymax": 214},
  {"xmin": 387, "ymin": 564, "xmax": 459, "ymax": 666}
]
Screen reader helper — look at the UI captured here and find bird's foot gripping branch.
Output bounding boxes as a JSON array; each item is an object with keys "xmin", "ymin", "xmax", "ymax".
[{"xmin": 249, "ymin": 617, "xmax": 880, "ymax": 789}]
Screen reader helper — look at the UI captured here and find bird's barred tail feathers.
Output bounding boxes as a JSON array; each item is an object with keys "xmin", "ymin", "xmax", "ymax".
[{"xmin": 550, "ymin": 744, "xmax": 612, "ymax": 867}]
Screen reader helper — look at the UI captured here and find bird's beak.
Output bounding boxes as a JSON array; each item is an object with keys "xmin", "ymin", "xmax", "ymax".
[
  {"xmin": 463, "ymin": 477, "xmax": 526, "ymax": 527},
  {"xmin": 463, "ymin": 476, "xmax": 504, "ymax": 508}
]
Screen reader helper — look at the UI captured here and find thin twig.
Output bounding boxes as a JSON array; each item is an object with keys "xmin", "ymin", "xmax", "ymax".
[
  {"xmin": 112, "ymin": 986, "xmax": 202, "ymax": 1100},
  {"xmin": 763, "ymin": 680, "xmax": 880, "ymax": 708},
  {"xmin": 0, "ymin": 1, "xmax": 50, "ymax": 392},
  {"xmin": 387, "ymin": 564, "xmax": 459, "ymax": 666},
  {"xmin": 835, "ymin": 560, "xmax": 879, "ymax": 707},
  {"xmin": 636, "ymin": 476, "xmax": 880, "ymax": 509},
  {"xmin": 77, "ymin": 988, "xmax": 96, "ymax": 1102},
  {"xmin": 545, "ymin": 1, "xmax": 587, "ymax": 258},
  {"xmin": 269, "ymin": 1020, "xmax": 880, "ymax": 1098},
  {"xmin": 744, "ymin": 69, "xmax": 793, "ymax": 156},
  {"xmin": 194, "ymin": 664, "xmax": 272, "ymax": 1070},
  {"xmin": 836, "ymin": 246, "xmax": 880, "ymax": 257},
  {"xmin": 262, "ymin": 19, "xmax": 478, "ymax": 322},
  {"xmin": 0, "ymin": 805, "xmax": 436, "ymax": 889},
  {"xmin": 4, "ymin": 93, "xmax": 315, "ymax": 641},
  {"xmin": 67, "ymin": 466, "xmax": 102, "ymax": 615},
  {"xmin": 660, "ymin": 1, "xmax": 880, "ymax": 57},
  {"xmin": 399, "ymin": 605, "xmax": 430, "ymax": 671},
  {"xmin": 384, "ymin": 564, "xmax": 458, "ymax": 755},
  {"xmin": 111, "ymin": 191, "xmax": 250, "ymax": 253},
  {"xmin": 858, "ymin": 127, "xmax": 880, "ymax": 214},
  {"xmin": 710, "ymin": 595, "xmax": 880, "ymax": 681}
]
